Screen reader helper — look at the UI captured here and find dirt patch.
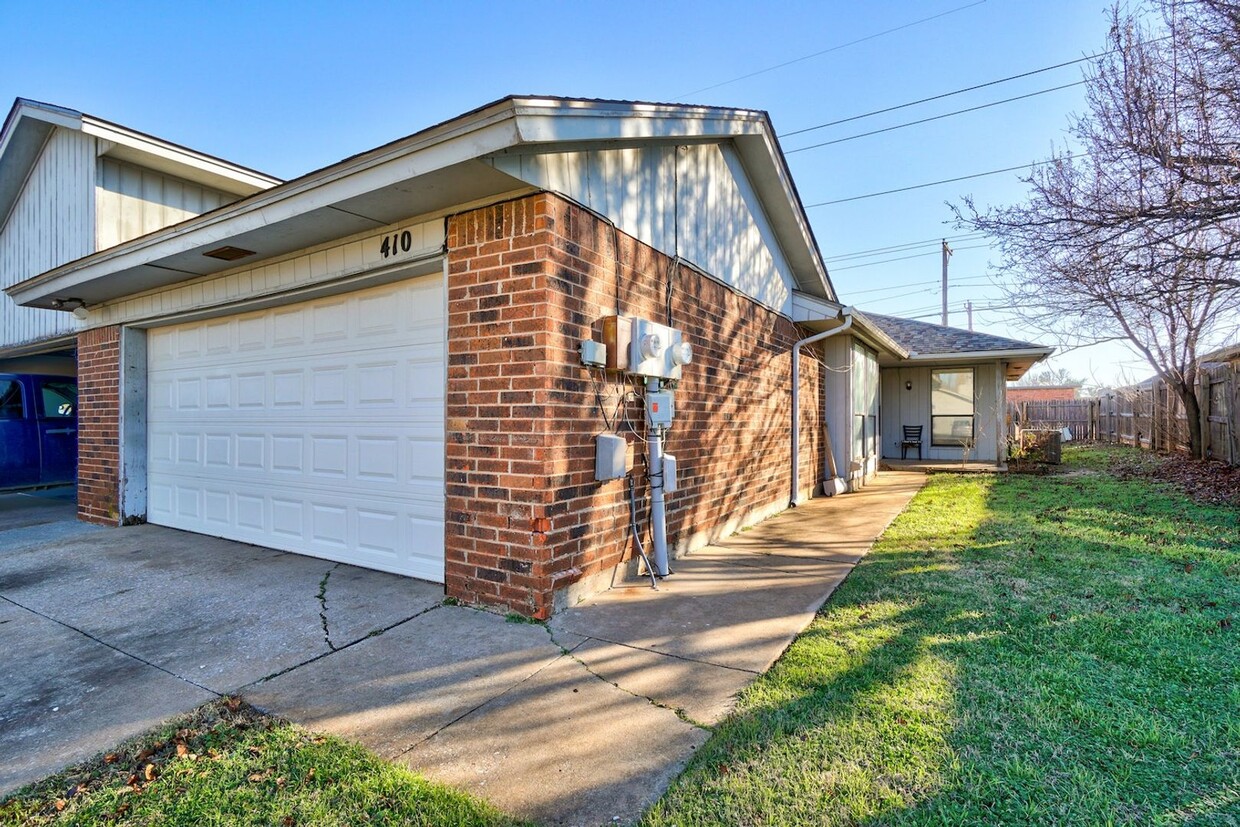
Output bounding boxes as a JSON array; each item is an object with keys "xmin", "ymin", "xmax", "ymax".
[{"xmin": 1110, "ymin": 451, "xmax": 1240, "ymax": 507}]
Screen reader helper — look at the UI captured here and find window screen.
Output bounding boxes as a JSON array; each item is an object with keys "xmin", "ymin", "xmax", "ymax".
[{"xmin": 931, "ymin": 369, "xmax": 974, "ymax": 446}]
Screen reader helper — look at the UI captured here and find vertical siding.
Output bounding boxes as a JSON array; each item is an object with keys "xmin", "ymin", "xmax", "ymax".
[
  {"xmin": 879, "ymin": 362, "xmax": 1001, "ymax": 462},
  {"xmin": 485, "ymin": 142, "xmax": 796, "ymax": 313},
  {"xmin": 0, "ymin": 127, "xmax": 95, "ymax": 349},
  {"xmin": 95, "ymin": 157, "xmax": 235, "ymax": 249}
]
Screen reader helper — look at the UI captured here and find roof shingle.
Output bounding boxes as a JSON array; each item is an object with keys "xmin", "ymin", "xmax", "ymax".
[{"xmin": 859, "ymin": 311, "xmax": 1047, "ymax": 355}]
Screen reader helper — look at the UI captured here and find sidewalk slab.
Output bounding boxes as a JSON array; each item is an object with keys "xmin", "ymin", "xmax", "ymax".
[
  {"xmin": 398, "ymin": 654, "xmax": 709, "ymax": 827},
  {"xmin": 245, "ymin": 606, "xmax": 576, "ymax": 759}
]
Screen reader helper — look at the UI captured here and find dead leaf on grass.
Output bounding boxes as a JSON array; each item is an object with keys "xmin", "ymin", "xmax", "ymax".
[
  {"xmin": 103, "ymin": 753, "xmax": 119, "ymax": 764},
  {"xmin": 176, "ymin": 743, "xmax": 189, "ymax": 757},
  {"xmin": 54, "ymin": 799, "xmax": 66, "ymax": 811},
  {"xmin": 1184, "ymin": 563, "xmax": 1195, "ymax": 574},
  {"xmin": 143, "ymin": 764, "xmax": 157, "ymax": 782}
]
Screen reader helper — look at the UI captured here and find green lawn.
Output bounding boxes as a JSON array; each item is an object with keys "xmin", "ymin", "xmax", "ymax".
[
  {"xmin": 645, "ymin": 445, "xmax": 1239, "ymax": 826},
  {"xmin": 0, "ymin": 700, "xmax": 527, "ymax": 827}
]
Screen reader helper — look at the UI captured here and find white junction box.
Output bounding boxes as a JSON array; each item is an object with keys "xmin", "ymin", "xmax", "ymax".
[
  {"xmin": 595, "ymin": 433, "xmax": 628, "ymax": 481},
  {"xmin": 628, "ymin": 318, "xmax": 692, "ymax": 380}
]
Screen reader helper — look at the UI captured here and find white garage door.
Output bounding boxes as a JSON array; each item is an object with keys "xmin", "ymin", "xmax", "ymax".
[{"xmin": 146, "ymin": 274, "xmax": 446, "ymax": 581}]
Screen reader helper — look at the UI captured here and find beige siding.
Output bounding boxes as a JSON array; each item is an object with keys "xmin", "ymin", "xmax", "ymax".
[
  {"xmin": 94, "ymin": 217, "xmax": 445, "ymax": 329},
  {"xmin": 880, "ymin": 362, "xmax": 1002, "ymax": 462},
  {"xmin": 0, "ymin": 127, "xmax": 95, "ymax": 349},
  {"xmin": 96, "ymin": 157, "xmax": 235, "ymax": 249},
  {"xmin": 485, "ymin": 142, "xmax": 796, "ymax": 313}
]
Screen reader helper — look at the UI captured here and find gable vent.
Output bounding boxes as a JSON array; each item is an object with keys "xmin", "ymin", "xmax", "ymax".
[{"xmin": 203, "ymin": 245, "xmax": 256, "ymax": 262}]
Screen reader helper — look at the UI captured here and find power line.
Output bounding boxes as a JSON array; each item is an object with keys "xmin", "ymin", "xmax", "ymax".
[
  {"xmin": 780, "ymin": 53, "xmax": 1099, "ymax": 139},
  {"xmin": 787, "ymin": 81, "xmax": 1086, "ymax": 154},
  {"xmin": 805, "ymin": 154, "xmax": 1084, "ymax": 207},
  {"xmin": 830, "ymin": 242, "xmax": 992, "ymax": 271},
  {"xmin": 840, "ymin": 275, "xmax": 994, "ymax": 296},
  {"xmin": 823, "ymin": 231, "xmax": 986, "ymax": 262},
  {"xmin": 673, "ymin": 1, "xmax": 987, "ymax": 100}
]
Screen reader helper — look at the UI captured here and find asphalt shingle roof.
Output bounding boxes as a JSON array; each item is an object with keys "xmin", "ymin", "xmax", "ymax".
[{"xmin": 860, "ymin": 311, "xmax": 1047, "ymax": 356}]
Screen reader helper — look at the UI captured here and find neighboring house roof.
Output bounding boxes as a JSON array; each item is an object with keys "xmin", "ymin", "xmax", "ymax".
[
  {"xmin": 858, "ymin": 310, "xmax": 1053, "ymax": 380},
  {"xmin": 0, "ymin": 98, "xmax": 281, "ymax": 231},
  {"xmin": 7, "ymin": 96, "xmax": 835, "ymax": 311},
  {"xmin": 1201, "ymin": 343, "xmax": 1240, "ymax": 365}
]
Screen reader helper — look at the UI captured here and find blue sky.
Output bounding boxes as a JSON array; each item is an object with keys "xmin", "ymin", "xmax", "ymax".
[{"xmin": 1, "ymin": 0, "xmax": 1147, "ymax": 384}]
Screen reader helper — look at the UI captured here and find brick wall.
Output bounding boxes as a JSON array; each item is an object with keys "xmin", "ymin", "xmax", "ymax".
[
  {"xmin": 445, "ymin": 193, "xmax": 825, "ymax": 618},
  {"xmin": 77, "ymin": 325, "xmax": 121, "ymax": 525},
  {"xmin": 1007, "ymin": 386, "xmax": 1078, "ymax": 403}
]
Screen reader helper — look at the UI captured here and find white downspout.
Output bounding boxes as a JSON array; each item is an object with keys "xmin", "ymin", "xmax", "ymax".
[{"xmin": 790, "ymin": 308, "xmax": 854, "ymax": 507}]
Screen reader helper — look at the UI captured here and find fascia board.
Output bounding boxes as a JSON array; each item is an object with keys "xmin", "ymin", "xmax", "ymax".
[
  {"xmin": 83, "ymin": 118, "xmax": 280, "ymax": 194},
  {"xmin": 7, "ymin": 112, "xmax": 524, "ymax": 307},
  {"xmin": 905, "ymin": 347, "xmax": 1055, "ymax": 362}
]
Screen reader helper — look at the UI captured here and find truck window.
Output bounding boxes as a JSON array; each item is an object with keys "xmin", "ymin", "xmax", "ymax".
[
  {"xmin": 0, "ymin": 379, "xmax": 24, "ymax": 419},
  {"xmin": 38, "ymin": 379, "xmax": 77, "ymax": 418}
]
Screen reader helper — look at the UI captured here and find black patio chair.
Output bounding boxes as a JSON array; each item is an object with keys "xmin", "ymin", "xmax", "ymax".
[{"xmin": 900, "ymin": 425, "xmax": 923, "ymax": 460}]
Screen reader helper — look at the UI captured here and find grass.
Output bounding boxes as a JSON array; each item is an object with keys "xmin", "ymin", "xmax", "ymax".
[
  {"xmin": 0, "ymin": 700, "xmax": 528, "ymax": 827},
  {"xmin": 644, "ymin": 444, "xmax": 1240, "ymax": 826}
]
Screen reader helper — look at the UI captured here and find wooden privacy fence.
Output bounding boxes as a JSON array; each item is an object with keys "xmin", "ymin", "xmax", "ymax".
[{"xmin": 1008, "ymin": 360, "xmax": 1240, "ymax": 465}]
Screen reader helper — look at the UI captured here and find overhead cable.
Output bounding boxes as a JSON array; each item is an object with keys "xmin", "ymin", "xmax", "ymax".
[
  {"xmin": 673, "ymin": 0, "xmax": 987, "ymax": 99},
  {"xmin": 805, "ymin": 154, "xmax": 1084, "ymax": 207},
  {"xmin": 786, "ymin": 81, "xmax": 1086, "ymax": 154}
]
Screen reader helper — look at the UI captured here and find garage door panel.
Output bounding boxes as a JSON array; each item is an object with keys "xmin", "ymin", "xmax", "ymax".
[{"xmin": 147, "ymin": 274, "xmax": 446, "ymax": 581}]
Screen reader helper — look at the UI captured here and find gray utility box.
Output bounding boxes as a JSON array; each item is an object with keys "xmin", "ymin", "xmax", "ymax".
[{"xmin": 595, "ymin": 433, "xmax": 628, "ymax": 481}]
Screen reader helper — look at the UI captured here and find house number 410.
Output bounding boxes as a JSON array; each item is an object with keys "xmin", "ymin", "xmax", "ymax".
[{"xmin": 379, "ymin": 230, "xmax": 413, "ymax": 259}]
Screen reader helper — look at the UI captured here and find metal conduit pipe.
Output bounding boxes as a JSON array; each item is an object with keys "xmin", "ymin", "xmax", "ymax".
[{"xmin": 790, "ymin": 308, "xmax": 854, "ymax": 507}]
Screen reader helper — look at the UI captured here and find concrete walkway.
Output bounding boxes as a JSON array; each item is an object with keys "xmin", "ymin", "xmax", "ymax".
[{"xmin": 247, "ymin": 471, "xmax": 926, "ymax": 825}]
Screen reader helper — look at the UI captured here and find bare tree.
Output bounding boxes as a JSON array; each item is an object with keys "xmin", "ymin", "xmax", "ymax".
[{"xmin": 956, "ymin": 0, "xmax": 1240, "ymax": 457}]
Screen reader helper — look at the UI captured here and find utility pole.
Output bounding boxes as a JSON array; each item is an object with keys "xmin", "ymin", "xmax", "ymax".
[
  {"xmin": 966, "ymin": 300, "xmax": 974, "ymax": 331},
  {"xmin": 941, "ymin": 239, "xmax": 952, "ymax": 326}
]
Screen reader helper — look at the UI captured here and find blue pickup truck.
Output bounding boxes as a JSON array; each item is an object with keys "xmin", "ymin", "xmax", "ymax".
[{"xmin": 0, "ymin": 373, "xmax": 78, "ymax": 491}]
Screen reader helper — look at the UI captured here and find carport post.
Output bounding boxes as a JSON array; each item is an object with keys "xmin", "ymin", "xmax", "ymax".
[{"xmin": 119, "ymin": 327, "xmax": 147, "ymax": 524}]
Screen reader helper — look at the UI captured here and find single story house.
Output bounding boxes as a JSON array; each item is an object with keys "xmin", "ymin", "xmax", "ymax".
[{"xmin": 4, "ymin": 96, "xmax": 1049, "ymax": 617}]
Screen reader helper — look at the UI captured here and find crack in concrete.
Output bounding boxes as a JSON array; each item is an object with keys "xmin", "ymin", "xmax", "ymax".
[
  {"xmin": 244, "ymin": 602, "xmax": 444, "ymax": 688},
  {"xmin": 551, "ymin": 628, "xmax": 760, "ymax": 675},
  {"xmin": 0, "ymin": 594, "xmax": 220, "ymax": 697},
  {"xmin": 317, "ymin": 563, "xmax": 342, "ymax": 652},
  {"xmin": 546, "ymin": 627, "xmax": 711, "ymax": 731},
  {"xmin": 389, "ymin": 633, "xmax": 577, "ymax": 760}
]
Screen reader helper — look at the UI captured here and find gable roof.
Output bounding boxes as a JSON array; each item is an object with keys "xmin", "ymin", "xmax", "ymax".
[
  {"xmin": 0, "ymin": 98, "xmax": 281, "ymax": 232},
  {"xmin": 7, "ymin": 96, "xmax": 835, "ymax": 310},
  {"xmin": 858, "ymin": 310, "xmax": 1053, "ymax": 381}
]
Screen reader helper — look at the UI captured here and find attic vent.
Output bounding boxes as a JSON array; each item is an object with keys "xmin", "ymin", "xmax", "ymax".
[{"xmin": 203, "ymin": 245, "xmax": 256, "ymax": 262}]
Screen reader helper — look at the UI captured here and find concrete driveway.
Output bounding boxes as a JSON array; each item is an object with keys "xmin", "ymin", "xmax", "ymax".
[
  {"xmin": 0, "ymin": 473, "xmax": 926, "ymax": 825},
  {"xmin": 0, "ymin": 487, "xmax": 442, "ymax": 793}
]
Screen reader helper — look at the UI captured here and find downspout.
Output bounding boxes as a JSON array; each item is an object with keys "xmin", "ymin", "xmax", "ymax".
[{"xmin": 790, "ymin": 307, "xmax": 854, "ymax": 507}]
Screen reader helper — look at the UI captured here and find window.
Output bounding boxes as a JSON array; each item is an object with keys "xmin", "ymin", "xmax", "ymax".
[
  {"xmin": 0, "ymin": 379, "xmax": 24, "ymax": 420},
  {"xmin": 931, "ymin": 369, "xmax": 974, "ymax": 446},
  {"xmin": 38, "ymin": 379, "xmax": 77, "ymax": 418},
  {"xmin": 851, "ymin": 342, "xmax": 879, "ymax": 460}
]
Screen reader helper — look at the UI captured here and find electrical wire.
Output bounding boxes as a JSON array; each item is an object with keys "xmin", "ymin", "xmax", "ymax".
[
  {"xmin": 830, "ymin": 243, "xmax": 991, "ymax": 271},
  {"xmin": 673, "ymin": 0, "xmax": 987, "ymax": 100},
  {"xmin": 805, "ymin": 153, "xmax": 1085, "ymax": 207},
  {"xmin": 780, "ymin": 54, "xmax": 1102, "ymax": 138},
  {"xmin": 824, "ymin": 231, "xmax": 986, "ymax": 262},
  {"xmin": 786, "ymin": 81, "xmax": 1086, "ymax": 154}
]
